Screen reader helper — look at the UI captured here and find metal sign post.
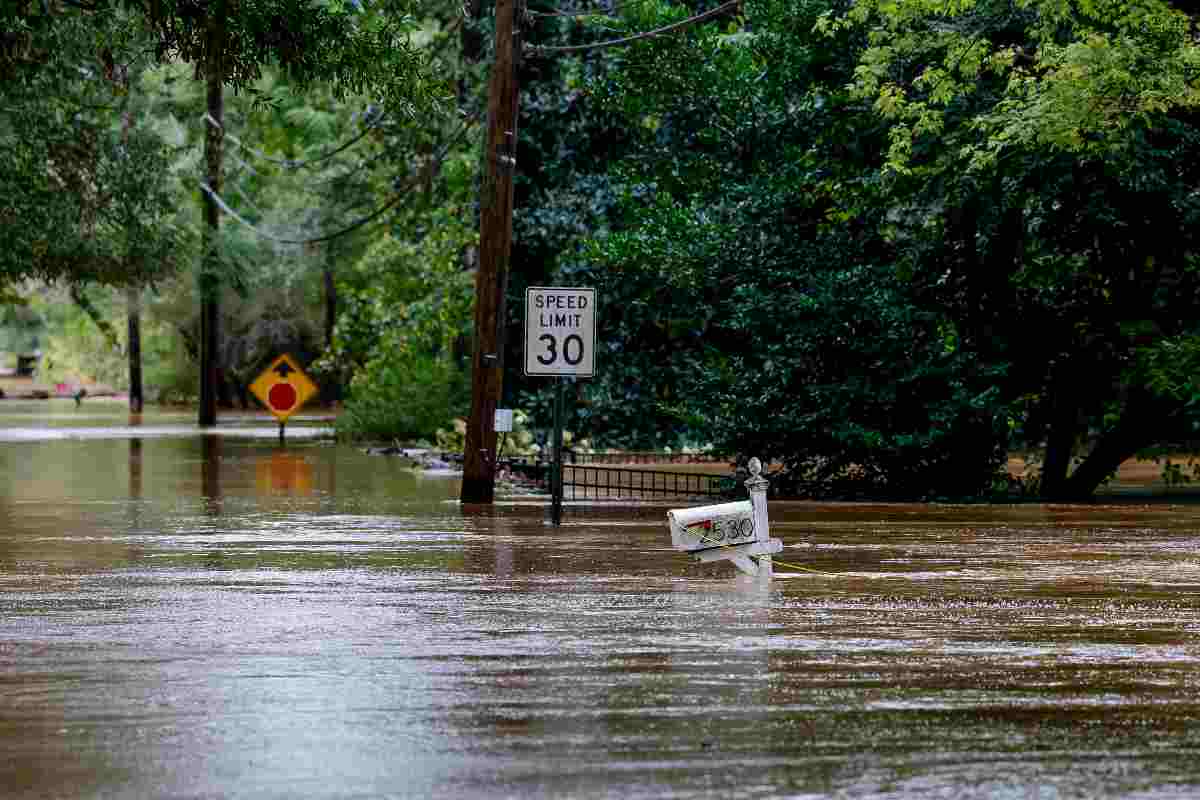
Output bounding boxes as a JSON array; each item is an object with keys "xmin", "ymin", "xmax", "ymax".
[
  {"xmin": 525, "ymin": 287, "xmax": 596, "ymax": 524},
  {"xmin": 552, "ymin": 378, "xmax": 565, "ymax": 524}
]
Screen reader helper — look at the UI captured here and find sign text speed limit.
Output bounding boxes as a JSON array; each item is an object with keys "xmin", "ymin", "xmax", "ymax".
[{"xmin": 524, "ymin": 286, "xmax": 596, "ymax": 377}]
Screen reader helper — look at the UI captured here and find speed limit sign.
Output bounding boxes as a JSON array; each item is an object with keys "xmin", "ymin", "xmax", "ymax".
[{"xmin": 524, "ymin": 286, "xmax": 596, "ymax": 377}]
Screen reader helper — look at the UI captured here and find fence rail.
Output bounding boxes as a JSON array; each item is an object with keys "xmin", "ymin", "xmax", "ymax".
[
  {"xmin": 566, "ymin": 450, "xmax": 731, "ymax": 465},
  {"xmin": 503, "ymin": 459, "xmax": 738, "ymax": 500}
]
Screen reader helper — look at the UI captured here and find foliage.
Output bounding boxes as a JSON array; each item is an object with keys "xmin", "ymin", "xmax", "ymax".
[
  {"xmin": 2, "ymin": 0, "xmax": 442, "ymax": 107},
  {"xmin": 4, "ymin": 0, "xmax": 451, "ymax": 418},
  {"xmin": 558, "ymin": 0, "xmax": 1200, "ymax": 499},
  {"xmin": 0, "ymin": 6, "xmax": 188, "ymax": 287},
  {"xmin": 336, "ymin": 349, "xmax": 469, "ymax": 441},
  {"xmin": 819, "ymin": 0, "xmax": 1200, "ymax": 498},
  {"xmin": 0, "ymin": 297, "xmax": 46, "ymax": 355},
  {"xmin": 436, "ymin": 409, "xmax": 538, "ymax": 455},
  {"xmin": 684, "ymin": 259, "xmax": 1011, "ymax": 499},
  {"xmin": 577, "ymin": 0, "xmax": 995, "ymax": 493},
  {"xmin": 325, "ymin": 157, "xmax": 479, "ymax": 439},
  {"xmin": 825, "ymin": 0, "xmax": 1200, "ymax": 173},
  {"xmin": 505, "ymin": 5, "xmax": 674, "ymax": 443}
]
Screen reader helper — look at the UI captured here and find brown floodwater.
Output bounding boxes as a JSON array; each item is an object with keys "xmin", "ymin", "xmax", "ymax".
[{"xmin": 3, "ymin": 401, "xmax": 1200, "ymax": 798}]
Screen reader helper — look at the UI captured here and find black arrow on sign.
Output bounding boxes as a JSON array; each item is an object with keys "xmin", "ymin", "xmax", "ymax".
[{"xmin": 273, "ymin": 361, "xmax": 295, "ymax": 378}]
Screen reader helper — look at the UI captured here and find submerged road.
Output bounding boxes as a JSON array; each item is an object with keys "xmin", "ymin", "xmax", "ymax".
[{"xmin": 1, "ymin": 402, "xmax": 1200, "ymax": 798}]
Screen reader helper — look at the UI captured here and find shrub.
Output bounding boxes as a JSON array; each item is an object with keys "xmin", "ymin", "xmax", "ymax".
[{"xmin": 336, "ymin": 350, "xmax": 469, "ymax": 443}]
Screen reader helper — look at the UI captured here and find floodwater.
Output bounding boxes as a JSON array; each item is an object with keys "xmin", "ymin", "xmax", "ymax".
[{"xmin": 3, "ymin": 403, "xmax": 1200, "ymax": 798}]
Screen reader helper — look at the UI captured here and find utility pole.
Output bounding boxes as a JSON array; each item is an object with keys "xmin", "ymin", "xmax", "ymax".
[
  {"xmin": 199, "ymin": 9, "xmax": 225, "ymax": 428},
  {"xmin": 461, "ymin": 0, "xmax": 520, "ymax": 503},
  {"xmin": 457, "ymin": 0, "xmax": 730, "ymax": 504},
  {"xmin": 127, "ymin": 286, "xmax": 143, "ymax": 414}
]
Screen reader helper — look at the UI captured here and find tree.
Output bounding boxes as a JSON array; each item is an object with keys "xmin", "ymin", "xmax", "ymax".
[
  {"xmin": 559, "ymin": 0, "xmax": 1200, "ymax": 500},
  {"xmin": 831, "ymin": 0, "xmax": 1200, "ymax": 497},
  {"xmin": 10, "ymin": 0, "xmax": 439, "ymax": 424},
  {"xmin": 1, "ymin": 4, "xmax": 184, "ymax": 288},
  {"xmin": 3, "ymin": 3, "xmax": 190, "ymax": 409},
  {"xmin": 570, "ymin": 0, "xmax": 1012, "ymax": 496},
  {"xmin": 6, "ymin": 1, "xmax": 441, "ymax": 418},
  {"xmin": 131, "ymin": 0, "xmax": 437, "ymax": 425}
]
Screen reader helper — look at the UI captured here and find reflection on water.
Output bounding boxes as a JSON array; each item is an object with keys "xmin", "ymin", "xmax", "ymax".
[
  {"xmin": 202, "ymin": 434, "xmax": 221, "ymax": 512},
  {"xmin": 255, "ymin": 451, "xmax": 314, "ymax": 494},
  {"xmin": 0, "ymin": 399, "xmax": 333, "ymax": 442},
  {"xmin": 2, "ymin": 408, "xmax": 1200, "ymax": 797}
]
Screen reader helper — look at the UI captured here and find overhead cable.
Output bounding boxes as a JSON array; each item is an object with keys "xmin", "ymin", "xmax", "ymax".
[
  {"xmin": 529, "ymin": 0, "xmax": 659, "ymax": 18},
  {"xmin": 528, "ymin": 0, "xmax": 739, "ymax": 54},
  {"xmin": 198, "ymin": 116, "xmax": 476, "ymax": 245},
  {"xmin": 202, "ymin": 108, "xmax": 385, "ymax": 170},
  {"xmin": 199, "ymin": 180, "xmax": 405, "ymax": 245}
]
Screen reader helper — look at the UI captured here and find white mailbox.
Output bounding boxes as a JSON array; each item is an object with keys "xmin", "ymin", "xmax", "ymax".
[
  {"xmin": 667, "ymin": 458, "xmax": 782, "ymax": 578},
  {"xmin": 669, "ymin": 500, "xmax": 756, "ymax": 552}
]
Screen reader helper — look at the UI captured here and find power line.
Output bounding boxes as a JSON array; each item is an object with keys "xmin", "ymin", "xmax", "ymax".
[
  {"xmin": 200, "ymin": 180, "xmax": 406, "ymax": 244},
  {"xmin": 202, "ymin": 108, "xmax": 385, "ymax": 171},
  {"xmin": 528, "ymin": 0, "xmax": 739, "ymax": 54},
  {"xmin": 288, "ymin": 132, "xmax": 456, "ymax": 190},
  {"xmin": 199, "ymin": 115, "xmax": 477, "ymax": 245},
  {"xmin": 529, "ymin": 0, "xmax": 659, "ymax": 18}
]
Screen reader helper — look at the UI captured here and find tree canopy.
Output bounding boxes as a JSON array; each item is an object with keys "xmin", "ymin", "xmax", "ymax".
[
  {"xmin": 12, "ymin": 0, "xmax": 1200, "ymax": 500},
  {"xmin": 556, "ymin": 0, "xmax": 1200, "ymax": 498},
  {"xmin": 0, "ymin": 0, "xmax": 440, "ymax": 287},
  {"xmin": 1, "ymin": 5, "xmax": 184, "ymax": 286}
]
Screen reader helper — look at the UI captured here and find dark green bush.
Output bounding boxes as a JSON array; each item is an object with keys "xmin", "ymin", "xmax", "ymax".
[{"xmin": 336, "ymin": 351, "xmax": 469, "ymax": 443}]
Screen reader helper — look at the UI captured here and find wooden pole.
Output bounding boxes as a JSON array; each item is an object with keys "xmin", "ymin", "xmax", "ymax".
[
  {"xmin": 199, "ymin": 8, "xmax": 225, "ymax": 428},
  {"xmin": 127, "ymin": 286, "xmax": 143, "ymax": 414},
  {"xmin": 461, "ymin": 0, "xmax": 520, "ymax": 504}
]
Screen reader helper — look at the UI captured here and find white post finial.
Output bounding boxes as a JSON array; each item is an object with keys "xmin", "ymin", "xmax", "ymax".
[{"xmin": 746, "ymin": 457, "xmax": 767, "ymax": 493}]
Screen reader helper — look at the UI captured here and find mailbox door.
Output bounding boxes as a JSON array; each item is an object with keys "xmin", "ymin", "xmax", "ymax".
[{"xmin": 669, "ymin": 502, "xmax": 755, "ymax": 552}]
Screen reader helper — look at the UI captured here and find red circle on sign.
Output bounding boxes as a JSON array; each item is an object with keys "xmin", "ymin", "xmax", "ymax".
[{"xmin": 268, "ymin": 383, "xmax": 297, "ymax": 412}]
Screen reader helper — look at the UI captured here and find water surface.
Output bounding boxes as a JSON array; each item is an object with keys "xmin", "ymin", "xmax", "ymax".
[{"xmin": 2, "ymin": 402, "xmax": 1200, "ymax": 798}]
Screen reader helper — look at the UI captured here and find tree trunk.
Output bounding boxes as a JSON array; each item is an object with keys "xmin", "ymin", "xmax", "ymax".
[
  {"xmin": 1060, "ymin": 429, "xmax": 1141, "ymax": 500},
  {"xmin": 127, "ymin": 286, "xmax": 143, "ymax": 413},
  {"xmin": 461, "ymin": 0, "xmax": 520, "ymax": 504},
  {"xmin": 69, "ymin": 286, "xmax": 121, "ymax": 352},
  {"xmin": 1038, "ymin": 363, "xmax": 1078, "ymax": 500},
  {"xmin": 324, "ymin": 243, "xmax": 337, "ymax": 351},
  {"xmin": 199, "ymin": 8, "xmax": 225, "ymax": 427},
  {"xmin": 1060, "ymin": 392, "xmax": 1170, "ymax": 499}
]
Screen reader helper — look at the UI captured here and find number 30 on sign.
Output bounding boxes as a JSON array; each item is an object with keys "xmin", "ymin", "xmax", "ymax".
[{"xmin": 524, "ymin": 287, "xmax": 596, "ymax": 377}]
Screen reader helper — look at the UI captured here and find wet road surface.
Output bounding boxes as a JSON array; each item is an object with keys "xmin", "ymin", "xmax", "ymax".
[{"xmin": 3, "ymin": 402, "xmax": 1200, "ymax": 798}]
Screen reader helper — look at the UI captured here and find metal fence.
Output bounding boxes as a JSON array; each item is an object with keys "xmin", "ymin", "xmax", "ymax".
[{"xmin": 503, "ymin": 459, "xmax": 738, "ymax": 500}]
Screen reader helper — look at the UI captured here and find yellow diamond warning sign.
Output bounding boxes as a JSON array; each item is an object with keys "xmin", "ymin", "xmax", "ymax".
[{"xmin": 249, "ymin": 354, "xmax": 319, "ymax": 423}]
